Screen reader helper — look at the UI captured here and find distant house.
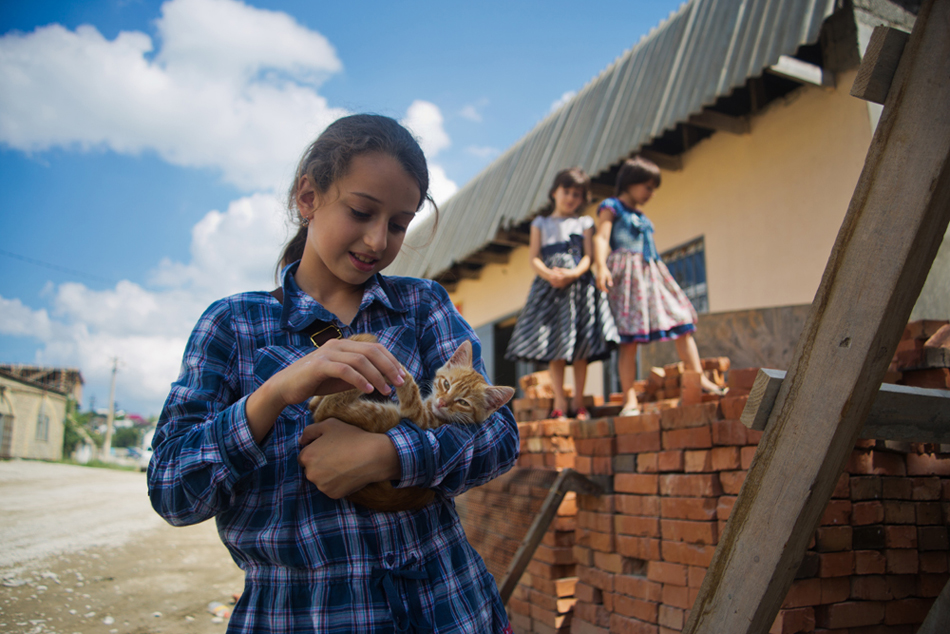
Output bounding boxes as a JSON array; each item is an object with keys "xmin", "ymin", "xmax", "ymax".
[
  {"xmin": 0, "ymin": 365, "xmax": 84, "ymax": 461},
  {"xmin": 390, "ymin": 0, "xmax": 942, "ymax": 394}
]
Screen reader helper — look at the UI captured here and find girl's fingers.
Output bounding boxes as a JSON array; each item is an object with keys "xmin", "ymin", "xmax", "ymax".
[{"xmin": 298, "ymin": 421, "xmax": 326, "ymax": 445}]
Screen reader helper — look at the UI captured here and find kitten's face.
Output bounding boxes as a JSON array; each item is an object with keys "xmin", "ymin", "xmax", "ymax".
[{"xmin": 429, "ymin": 340, "xmax": 514, "ymax": 424}]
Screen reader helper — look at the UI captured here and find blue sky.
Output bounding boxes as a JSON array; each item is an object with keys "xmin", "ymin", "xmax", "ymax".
[{"xmin": 0, "ymin": 0, "xmax": 685, "ymax": 416}]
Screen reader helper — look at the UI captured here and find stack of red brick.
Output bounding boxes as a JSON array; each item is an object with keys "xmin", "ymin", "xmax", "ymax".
[{"xmin": 886, "ymin": 320, "xmax": 950, "ymax": 389}]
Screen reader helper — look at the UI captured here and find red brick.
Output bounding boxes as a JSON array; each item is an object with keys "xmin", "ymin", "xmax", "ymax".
[
  {"xmin": 660, "ymin": 540, "xmax": 716, "ymax": 567},
  {"xmin": 885, "ymin": 598, "xmax": 933, "ymax": 625},
  {"xmin": 577, "ymin": 565, "xmax": 615, "ymax": 591},
  {"xmin": 574, "ymin": 601, "xmax": 611, "ymax": 628},
  {"xmin": 593, "ymin": 551, "xmax": 635, "ymax": 574},
  {"xmin": 820, "ymin": 577, "xmax": 850, "ymax": 604},
  {"xmin": 710, "ymin": 446, "xmax": 741, "ymax": 471},
  {"xmin": 659, "ymin": 403, "xmax": 719, "ymax": 430},
  {"xmin": 661, "ymin": 519, "xmax": 717, "ymax": 545},
  {"xmin": 719, "ymin": 470, "xmax": 747, "ymax": 495},
  {"xmin": 854, "ymin": 550, "xmax": 886, "ymax": 575},
  {"xmin": 901, "ymin": 367, "xmax": 950, "ymax": 389},
  {"xmin": 717, "ymin": 495, "xmax": 737, "ymax": 520},
  {"xmin": 718, "ymin": 395, "xmax": 748, "ymax": 421},
  {"xmin": 615, "ymin": 515, "xmax": 659, "ymax": 538},
  {"xmin": 818, "ymin": 551, "xmax": 853, "ymax": 577},
  {"xmin": 710, "ymin": 419, "xmax": 747, "ymax": 446},
  {"xmin": 637, "ymin": 452, "xmax": 658, "ymax": 473},
  {"xmin": 683, "ymin": 450, "xmax": 713, "ymax": 472},
  {"xmin": 816, "ymin": 526, "xmax": 852, "ymax": 552},
  {"xmin": 659, "ymin": 474, "xmax": 722, "ymax": 497},
  {"xmin": 920, "ymin": 551, "xmax": 949, "ymax": 573},
  {"xmin": 727, "ymin": 367, "xmax": 760, "ymax": 390},
  {"xmin": 608, "ymin": 613, "xmax": 658, "ymax": 634},
  {"xmin": 614, "ymin": 574, "xmax": 662, "ymax": 602},
  {"xmin": 575, "ymin": 437, "xmax": 617, "ymax": 457},
  {"xmin": 831, "ymin": 472, "xmax": 850, "ymax": 498},
  {"xmin": 852, "ymin": 500, "xmax": 884, "ymax": 525},
  {"xmin": 658, "ymin": 604, "xmax": 684, "ymax": 630},
  {"xmin": 615, "ymin": 535, "xmax": 661, "ymax": 561},
  {"xmin": 770, "ymin": 607, "xmax": 815, "ymax": 634},
  {"xmin": 883, "ymin": 500, "xmax": 916, "ymax": 524},
  {"xmin": 660, "ymin": 496, "xmax": 718, "ymax": 521},
  {"xmin": 745, "ymin": 428, "xmax": 763, "ymax": 444},
  {"xmin": 574, "ymin": 580, "xmax": 603, "ymax": 604},
  {"xmin": 815, "ymin": 601, "xmax": 885, "ymax": 629},
  {"xmin": 919, "ymin": 572, "xmax": 950, "ymax": 596},
  {"xmin": 662, "ymin": 582, "xmax": 691, "ymax": 609},
  {"xmin": 912, "ymin": 477, "xmax": 943, "ymax": 500},
  {"xmin": 617, "ymin": 431, "xmax": 662, "ymax": 454},
  {"xmin": 740, "ymin": 445, "xmax": 757, "ymax": 469},
  {"xmin": 614, "ymin": 412, "xmax": 660, "ymax": 434},
  {"xmin": 916, "ymin": 501, "xmax": 945, "ymax": 525},
  {"xmin": 616, "ymin": 494, "xmax": 660, "ymax": 517},
  {"xmin": 657, "ymin": 450, "xmax": 684, "ymax": 472},
  {"xmin": 918, "ymin": 525, "xmax": 950, "ymax": 550},
  {"xmin": 647, "ymin": 561, "xmax": 687, "ymax": 586},
  {"xmin": 886, "ymin": 549, "xmax": 919, "ymax": 574},
  {"xmin": 575, "ymin": 455, "xmax": 595, "ymax": 475},
  {"xmin": 850, "ymin": 476, "xmax": 883, "ymax": 500},
  {"xmin": 579, "ymin": 493, "xmax": 615, "ymax": 513},
  {"xmin": 885, "ymin": 525, "xmax": 918, "ymax": 549},
  {"xmin": 613, "ymin": 594, "xmax": 658, "ymax": 623},
  {"xmin": 615, "ymin": 473, "xmax": 659, "ymax": 495},
  {"xmin": 820, "ymin": 499, "xmax": 852, "ymax": 526},
  {"xmin": 572, "ymin": 418, "xmax": 614, "ymax": 438},
  {"xmin": 882, "ymin": 477, "xmax": 913, "ymax": 499},
  {"xmin": 781, "ymin": 578, "xmax": 821, "ymax": 608},
  {"xmin": 662, "ymin": 426, "xmax": 712, "ymax": 450},
  {"xmin": 578, "ymin": 510, "xmax": 614, "ymax": 533},
  {"xmin": 576, "ymin": 529, "xmax": 615, "ymax": 553},
  {"xmin": 687, "ymin": 565, "xmax": 705, "ymax": 588}
]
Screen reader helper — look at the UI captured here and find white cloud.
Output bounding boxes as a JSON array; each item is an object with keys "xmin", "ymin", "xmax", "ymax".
[
  {"xmin": 550, "ymin": 90, "xmax": 577, "ymax": 113},
  {"xmin": 401, "ymin": 100, "xmax": 450, "ymax": 158},
  {"xmin": 466, "ymin": 145, "xmax": 500, "ymax": 160},
  {"xmin": 0, "ymin": 297, "xmax": 54, "ymax": 340},
  {"xmin": 459, "ymin": 105, "xmax": 481, "ymax": 122},
  {"xmin": 0, "ymin": 0, "xmax": 346, "ymax": 191}
]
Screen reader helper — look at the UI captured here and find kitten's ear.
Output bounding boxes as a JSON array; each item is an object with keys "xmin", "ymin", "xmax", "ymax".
[
  {"xmin": 484, "ymin": 386, "xmax": 515, "ymax": 413},
  {"xmin": 446, "ymin": 340, "xmax": 473, "ymax": 368}
]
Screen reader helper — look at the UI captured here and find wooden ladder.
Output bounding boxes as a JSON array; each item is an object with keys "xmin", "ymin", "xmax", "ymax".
[{"xmin": 683, "ymin": 0, "xmax": 950, "ymax": 631}]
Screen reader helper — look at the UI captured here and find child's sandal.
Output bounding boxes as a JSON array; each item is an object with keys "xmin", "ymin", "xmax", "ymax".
[
  {"xmin": 549, "ymin": 409, "xmax": 567, "ymax": 420},
  {"xmin": 573, "ymin": 407, "xmax": 590, "ymax": 421}
]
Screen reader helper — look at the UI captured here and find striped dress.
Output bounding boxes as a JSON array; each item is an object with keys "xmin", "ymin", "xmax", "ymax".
[{"xmin": 505, "ymin": 214, "xmax": 618, "ymax": 364}]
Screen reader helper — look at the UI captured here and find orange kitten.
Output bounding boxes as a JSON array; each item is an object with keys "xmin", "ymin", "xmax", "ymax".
[{"xmin": 308, "ymin": 333, "xmax": 515, "ymax": 512}]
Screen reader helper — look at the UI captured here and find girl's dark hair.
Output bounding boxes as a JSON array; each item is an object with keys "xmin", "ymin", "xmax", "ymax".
[
  {"xmin": 277, "ymin": 113, "xmax": 437, "ymax": 274},
  {"xmin": 540, "ymin": 167, "xmax": 591, "ymax": 217},
  {"xmin": 615, "ymin": 156, "xmax": 662, "ymax": 197}
]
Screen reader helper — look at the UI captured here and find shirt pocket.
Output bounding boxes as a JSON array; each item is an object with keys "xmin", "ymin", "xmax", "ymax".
[
  {"xmin": 252, "ymin": 345, "xmax": 309, "ymax": 387},
  {"xmin": 372, "ymin": 324, "xmax": 422, "ymax": 378}
]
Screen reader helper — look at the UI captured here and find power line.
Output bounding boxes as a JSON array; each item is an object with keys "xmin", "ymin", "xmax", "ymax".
[{"xmin": 0, "ymin": 248, "xmax": 117, "ymax": 285}]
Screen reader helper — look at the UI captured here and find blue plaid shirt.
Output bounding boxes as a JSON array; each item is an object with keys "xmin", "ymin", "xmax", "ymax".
[{"xmin": 148, "ymin": 264, "xmax": 519, "ymax": 633}]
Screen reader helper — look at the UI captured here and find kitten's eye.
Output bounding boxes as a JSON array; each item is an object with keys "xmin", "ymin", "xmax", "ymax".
[
  {"xmin": 440, "ymin": 378, "xmax": 450, "ymax": 390},
  {"xmin": 457, "ymin": 399, "xmax": 470, "ymax": 409}
]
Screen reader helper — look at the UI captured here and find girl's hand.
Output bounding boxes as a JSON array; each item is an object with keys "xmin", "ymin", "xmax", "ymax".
[
  {"xmin": 297, "ymin": 418, "xmax": 401, "ymax": 498},
  {"xmin": 274, "ymin": 337, "xmax": 405, "ymax": 406},
  {"xmin": 547, "ymin": 268, "xmax": 573, "ymax": 289},
  {"xmin": 595, "ymin": 267, "xmax": 613, "ymax": 293},
  {"xmin": 246, "ymin": 338, "xmax": 405, "ymax": 444}
]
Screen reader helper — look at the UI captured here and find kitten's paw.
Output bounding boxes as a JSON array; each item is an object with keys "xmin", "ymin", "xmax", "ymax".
[{"xmin": 307, "ymin": 395, "xmax": 323, "ymax": 413}]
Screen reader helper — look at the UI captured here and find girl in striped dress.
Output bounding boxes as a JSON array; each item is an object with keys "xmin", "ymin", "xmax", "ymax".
[
  {"xmin": 505, "ymin": 168, "xmax": 619, "ymax": 420},
  {"xmin": 593, "ymin": 156, "xmax": 724, "ymax": 416}
]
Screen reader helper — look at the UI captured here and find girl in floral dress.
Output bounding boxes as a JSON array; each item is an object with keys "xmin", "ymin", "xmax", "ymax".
[{"xmin": 593, "ymin": 156, "xmax": 724, "ymax": 415}]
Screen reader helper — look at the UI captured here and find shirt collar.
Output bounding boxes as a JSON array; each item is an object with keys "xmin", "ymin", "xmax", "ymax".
[{"xmin": 277, "ymin": 261, "xmax": 407, "ymax": 332}]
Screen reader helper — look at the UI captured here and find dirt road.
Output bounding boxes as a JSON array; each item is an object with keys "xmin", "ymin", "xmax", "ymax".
[{"xmin": 1, "ymin": 460, "xmax": 245, "ymax": 634}]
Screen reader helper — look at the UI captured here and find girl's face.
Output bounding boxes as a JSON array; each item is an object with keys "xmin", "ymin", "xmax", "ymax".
[
  {"xmin": 298, "ymin": 152, "xmax": 420, "ymax": 290},
  {"xmin": 552, "ymin": 185, "xmax": 585, "ymax": 216},
  {"xmin": 626, "ymin": 180, "xmax": 657, "ymax": 206}
]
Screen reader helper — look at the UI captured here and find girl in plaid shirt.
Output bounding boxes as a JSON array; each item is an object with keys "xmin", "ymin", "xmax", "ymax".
[{"xmin": 149, "ymin": 114, "xmax": 519, "ymax": 633}]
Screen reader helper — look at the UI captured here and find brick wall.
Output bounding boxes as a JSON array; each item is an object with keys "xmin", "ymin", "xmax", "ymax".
[{"xmin": 456, "ymin": 365, "xmax": 950, "ymax": 633}]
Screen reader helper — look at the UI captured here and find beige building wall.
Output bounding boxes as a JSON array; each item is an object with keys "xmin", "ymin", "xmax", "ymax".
[
  {"xmin": 0, "ymin": 376, "xmax": 67, "ymax": 461},
  {"xmin": 450, "ymin": 68, "xmax": 875, "ymax": 326}
]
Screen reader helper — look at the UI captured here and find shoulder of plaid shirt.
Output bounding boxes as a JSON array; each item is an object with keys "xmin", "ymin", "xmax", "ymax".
[{"xmin": 145, "ymin": 265, "xmax": 520, "ymax": 622}]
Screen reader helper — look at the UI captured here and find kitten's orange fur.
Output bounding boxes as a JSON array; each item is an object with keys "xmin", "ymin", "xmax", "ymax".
[{"xmin": 308, "ymin": 333, "xmax": 515, "ymax": 512}]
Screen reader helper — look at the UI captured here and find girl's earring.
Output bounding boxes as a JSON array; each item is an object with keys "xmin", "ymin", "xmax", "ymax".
[{"xmin": 301, "ymin": 216, "xmax": 310, "ymax": 226}]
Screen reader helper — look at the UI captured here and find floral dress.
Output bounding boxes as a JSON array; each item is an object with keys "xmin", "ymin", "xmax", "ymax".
[{"xmin": 599, "ymin": 197, "xmax": 697, "ymax": 343}]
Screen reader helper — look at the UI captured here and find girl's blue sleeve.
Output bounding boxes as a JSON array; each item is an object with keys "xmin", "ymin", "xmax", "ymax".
[
  {"xmin": 386, "ymin": 282, "xmax": 520, "ymax": 496},
  {"xmin": 147, "ymin": 300, "xmax": 267, "ymax": 526}
]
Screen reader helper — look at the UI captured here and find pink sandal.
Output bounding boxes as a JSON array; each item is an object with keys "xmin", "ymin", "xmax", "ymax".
[{"xmin": 573, "ymin": 407, "xmax": 590, "ymax": 421}]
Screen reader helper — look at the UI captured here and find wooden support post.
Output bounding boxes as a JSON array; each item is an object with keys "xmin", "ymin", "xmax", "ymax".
[
  {"xmin": 917, "ymin": 575, "xmax": 950, "ymax": 634},
  {"xmin": 741, "ymin": 368, "xmax": 950, "ymax": 443},
  {"xmin": 768, "ymin": 54, "xmax": 835, "ymax": 88},
  {"xmin": 688, "ymin": 110, "xmax": 751, "ymax": 135},
  {"xmin": 498, "ymin": 468, "xmax": 602, "ymax": 604},
  {"xmin": 684, "ymin": 1, "xmax": 950, "ymax": 632},
  {"xmin": 851, "ymin": 26, "xmax": 910, "ymax": 104}
]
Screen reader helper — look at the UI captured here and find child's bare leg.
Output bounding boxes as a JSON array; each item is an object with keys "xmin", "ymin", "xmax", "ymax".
[
  {"xmin": 548, "ymin": 359, "xmax": 568, "ymax": 417},
  {"xmin": 571, "ymin": 359, "xmax": 588, "ymax": 416},
  {"xmin": 618, "ymin": 343, "xmax": 640, "ymax": 412},
  {"xmin": 674, "ymin": 333, "xmax": 721, "ymax": 392}
]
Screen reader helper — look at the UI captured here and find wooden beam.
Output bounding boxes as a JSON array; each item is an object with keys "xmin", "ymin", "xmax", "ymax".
[
  {"xmin": 917, "ymin": 576, "xmax": 950, "ymax": 634},
  {"xmin": 740, "ymin": 368, "xmax": 950, "ymax": 443},
  {"xmin": 492, "ymin": 228, "xmax": 530, "ymax": 247},
  {"xmin": 688, "ymin": 110, "xmax": 751, "ymax": 135},
  {"xmin": 851, "ymin": 26, "xmax": 910, "ymax": 104},
  {"xmin": 685, "ymin": 1, "xmax": 950, "ymax": 632},
  {"xmin": 462, "ymin": 250, "xmax": 510, "ymax": 266},
  {"xmin": 638, "ymin": 149, "xmax": 682, "ymax": 172},
  {"xmin": 456, "ymin": 265, "xmax": 481, "ymax": 280},
  {"xmin": 768, "ymin": 54, "xmax": 835, "ymax": 88},
  {"xmin": 498, "ymin": 469, "xmax": 602, "ymax": 604}
]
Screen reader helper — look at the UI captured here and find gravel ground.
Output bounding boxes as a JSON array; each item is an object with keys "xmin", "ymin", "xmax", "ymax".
[{"xmin": 1, "ymin": 460, "xmax": 245, "ymax": 634}]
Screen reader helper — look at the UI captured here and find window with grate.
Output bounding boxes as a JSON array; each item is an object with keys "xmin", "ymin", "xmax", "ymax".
[
  {"xmin": 661, "ymin": 236, "xmax": 708, "ymax": 314},
  {"xmin": 36, "ymin": 404, "xmax": 49, "ymax": 442}
]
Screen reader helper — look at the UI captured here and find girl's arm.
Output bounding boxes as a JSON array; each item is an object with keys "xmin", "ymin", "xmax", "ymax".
[
  {"xmin": 528, "ymin": 224, "xmax": 556, "ymax": 282},
  {"xmin": 385, "ymin": 282, "xmax": 520, "ymax": 497},
  {"xmin": 149, "ymin": 299, "xmax": 404, "ymax": 524},
  {"xmin": 593, "ymin": 208, "xmax": 614, "ymax": 293}
]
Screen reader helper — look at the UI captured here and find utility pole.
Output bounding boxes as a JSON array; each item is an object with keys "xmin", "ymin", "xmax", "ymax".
[{"xmin": 101, "ymin": 357, "xmax": 118, "ymax": 461}]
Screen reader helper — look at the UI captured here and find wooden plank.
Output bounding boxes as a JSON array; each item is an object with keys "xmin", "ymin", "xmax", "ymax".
[
  {"xmin": 462, "ymin": 250, "xmax": 510, "ymax": 266},
  {"xmin": 740, "ymin": 368, "xmax": 950, "ymax": 443},
  {"xmin": 685, "ymin": 2, "xmax": 950, "ymax": 632},
  {"xmin": 851, "ymin": 26, "xmax": 910, "ymax": 104},
  {"xmin": 498, "ymin": 469, "xmax": 601, "ymax": 604},
  {"xmin": 768, "ymin": 54, "xmax": 835, "ymax": 88},
  {"xmin": 688, "ymin": 110, "xmax": 751, "ymax": 135},
  {"xmin": 639, "ymin": 149, "xmax": 683, "ymax": 172}
]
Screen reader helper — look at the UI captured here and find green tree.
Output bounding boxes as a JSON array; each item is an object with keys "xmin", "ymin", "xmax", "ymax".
[{"xmin": 112, "ymin": 426, "xmax": 143, "ymax": 449}]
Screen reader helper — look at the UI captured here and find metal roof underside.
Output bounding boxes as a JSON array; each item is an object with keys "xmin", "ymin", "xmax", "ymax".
[{"xmin": 389, "ymin": 0, "xmax": 838, "ymax": 280}]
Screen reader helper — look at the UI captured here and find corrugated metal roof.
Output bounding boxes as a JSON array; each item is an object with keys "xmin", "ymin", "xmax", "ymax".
[{"xmin": 390, "ymin": 0, "xmax": 837, "ymax": 279}]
